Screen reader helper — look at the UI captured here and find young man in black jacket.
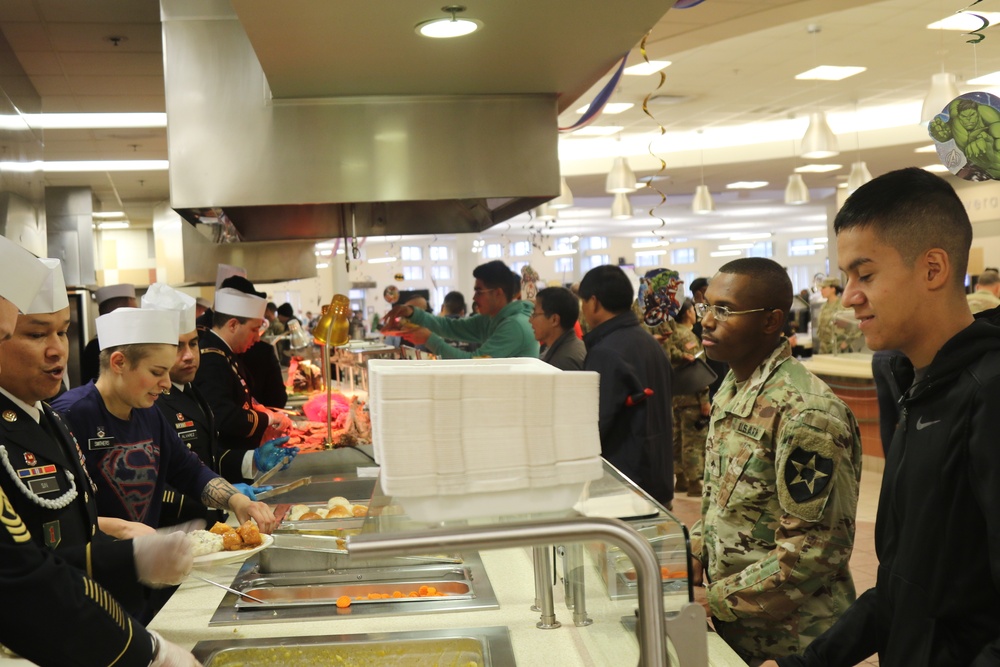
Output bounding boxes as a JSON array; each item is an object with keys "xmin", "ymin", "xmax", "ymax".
[{"xmin": 768, "ymin": 167, "xmax": 1000, "ymax": 667}]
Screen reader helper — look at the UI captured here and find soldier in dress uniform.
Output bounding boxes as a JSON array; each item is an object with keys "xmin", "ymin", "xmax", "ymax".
[
  {"xmin": 689, "ymin": 258, "xmax": 862, "ymax": 664},
  {"xmin": 0, "ymin": 259, "xmax": 194, "ymax": 613},
  {"xmin": 143, "ymin": 283, "xmax": 296, "ymax": 525},
  {"xmin": 194, "ymin": 285, "xmax": 292, "ymax": 483},
  {"xmin": 0, "ymin": 240, "xmax": 198, "ymax": 666}
]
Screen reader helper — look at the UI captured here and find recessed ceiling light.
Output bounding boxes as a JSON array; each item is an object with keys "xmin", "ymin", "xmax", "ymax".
[
  {"xmin": 623, "ymin": 61, "xmax": 672, "ymax": 76},
  {"xmin": 97, "ymin": 221, "xmax": 130, "ymax": 230},
  {"xmin": 927, "ymin": 12, "xmax": 1000, "ymax": 31},
  {"xmin": 416, "ymin": 5, "xmax": 481, "ymax": 38},
  {"xmin": 92, "ymin": 211, "xmax": 125, "ymax": 219},
  {"xmin": 968, "ymin": 70, "xmax": 1000, "ymax": 85},
  {"xmin": 914, "ymin": 144, "xmax": 938, "ymax": 153},
  {"xmin": 795, "ymin": 163, "xmax": 842, "ymax": 173},
  {"xmin": 795, "ymin": 66, "xmax": 866, "ymax": 81},
  {"xmin": 571, "ymin": 125, "xmax": 624, "ymax": 136},
  {"xmin": 922, "ymin": 163, "xmax": 951, "ymax": 173},
  {"xmin": 726, "ymin": 181, "xmax": 769, "ymax": 189},
  {"xmin": 575, "ymin": 103, "xmax": 634, "ymax": 115}
]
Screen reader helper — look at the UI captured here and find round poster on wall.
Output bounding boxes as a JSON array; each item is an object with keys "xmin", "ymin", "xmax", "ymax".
[
  {"xmin": 928, "ymin": 91, "xmax": 1000, "ymax": 181},
  {"xmin": 383, "ymin": 285, "xmax": 399, "ymax": 303}
]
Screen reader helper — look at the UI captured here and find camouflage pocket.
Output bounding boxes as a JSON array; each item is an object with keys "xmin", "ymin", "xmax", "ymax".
[{"xmin": 716, "ymin": 443, "xmax": 754, "ymax": 508}]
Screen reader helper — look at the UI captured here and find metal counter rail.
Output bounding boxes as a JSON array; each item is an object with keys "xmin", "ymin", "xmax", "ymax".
[{"xmin": 348, "ymin": 515, "xmax": 667, "ymax": 667}]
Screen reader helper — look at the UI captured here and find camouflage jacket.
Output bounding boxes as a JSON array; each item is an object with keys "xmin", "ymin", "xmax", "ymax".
[
  {"xmin": 689, "ymin": 338, "xmax": 862, "ymax": 660},
  {"xmin": 816, "ymin": 298, "xmax": 861, "ymax": 354}
]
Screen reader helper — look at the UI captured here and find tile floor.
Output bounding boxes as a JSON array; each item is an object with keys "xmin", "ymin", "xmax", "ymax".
[{"xmin": 671, "ymin": 466, "xmax": 883, "ymax": 667}]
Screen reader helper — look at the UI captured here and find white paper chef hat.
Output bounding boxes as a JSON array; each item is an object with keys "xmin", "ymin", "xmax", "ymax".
[
  {"xmin": 25, "ymin": 258, "xmax": 69, "ymax": 314},
  {"xmin": 94, "ymin": 283, "xmax": 136, "ymax": 305},
  {"xmin": 141, "ymin": 282, "xmax": 197, "ymax": 334},
  {"xmin": 96, "ymin": 307, "xmax": 180, "ymax": 350},
  {"xmin": 0, "ymin": 236, "xmax": 50, "ymax": 313},
  {"xmin": 214, "ymin": 287, "xmax": 266, "ymax": 319}
]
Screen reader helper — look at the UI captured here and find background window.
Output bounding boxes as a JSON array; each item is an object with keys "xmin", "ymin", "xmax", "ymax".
[
  {"xmin": 582, "ymin": 236, "xmax": 608, "ymax": 250},
  {"xmin": 511, "ymin": 240, "xmax": 531, "ymax": 256},
  {"xmin": 670, "ymin": 248, "xmax": 696, "ymax": 265},
  {"xmin": 510, "ymin": 260, "xmax": 528, "ymax": 274},
  {"xmin": 429, "ymin": 245, "xmax": 449, "ymax": 261},
  {"xmin": 747, "ymin": 241, "xmax": 773, "ymax": 258},
  {"xmin": 635, "ymin": 253, "xmax": 661, "ymax": 267},
  {"xmin": 431, "ymin": 265, "xmax": 452, "ymax": 280},
  {"xmin": 401, "ymin": 246, "xmax": 422, "ymax": 261},
  {"xmin": 484, "ymin": 243, "xmax": 503, "ymax": 259},
  {"xmin": 554, "ymin": 257, "xmax": 573, "ymax": 274},
  {"xmin": 402, "ymin": 266, "xmax": 424, "ymax": 280},
  {"xmin": 788, "ymin": 238, "xmax": 818, "ymax": 257},
  {"xmin": 582, "ymin": 254, "xmax": 610, "ymax": 271}
]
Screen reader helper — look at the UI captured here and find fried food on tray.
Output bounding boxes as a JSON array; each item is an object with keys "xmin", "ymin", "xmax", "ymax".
[
  {"xmin": 222, "ymin": 531, "xmax": 243, "ymax": 551},
  {"xmin": 237, "ymin": 519, "xmax": 262, "ymax": 547},
  {"xmin": 209, "ymin": 521, "xmax": 232, "ymax": 536},
  {"xmin": 299, "ymin": 511, "xmax": 323, "ymax": 521},
  {"xmin": 326, "ymin": 505, "xmax": 352, "ymax": 519},
  {"xmin": 352, "ymin": 504, "xmax": 368, "ymax": 517}
]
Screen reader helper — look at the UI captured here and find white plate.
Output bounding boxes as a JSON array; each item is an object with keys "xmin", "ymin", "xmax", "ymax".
[{"xmin": 192, "ymin": 534, "xmax": 273, "ymax": 569}]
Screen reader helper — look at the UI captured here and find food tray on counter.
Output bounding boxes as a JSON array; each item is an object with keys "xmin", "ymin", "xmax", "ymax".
[
  {"xmin": 273, "ymin": 501, "xmax": 370, "ymax": 533},
  {"xmin": 234, "ymin": 578, "xmax": 473, "ymax": 609}
]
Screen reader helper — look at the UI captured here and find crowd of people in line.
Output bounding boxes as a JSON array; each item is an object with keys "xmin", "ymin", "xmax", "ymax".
[{"xmin": 2, "ymin": 167, "xmax": 999, "ymax": 667}]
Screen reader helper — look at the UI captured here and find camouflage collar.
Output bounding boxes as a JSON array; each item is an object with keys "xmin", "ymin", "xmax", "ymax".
[{"xmin": 718, "ymin": 338, "xmax": 792, "ymax": 418}]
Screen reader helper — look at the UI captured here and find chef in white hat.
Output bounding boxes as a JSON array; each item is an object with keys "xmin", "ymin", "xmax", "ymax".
[
  {"xmin": 50, "ymin": 307, "xmax": 277, "ymax": 537},
  {"xmin": 79, "ymin": 282, "xmax": 138, "ymax": 385},
  {"xmin": 143, "ymin": 283, "xmax": 297, "ymax": 523},
  {"xmin": 0, "ymin": 253, "xmax": 201, "ymax": 666},
  {"xmin": 195, "ymin": 285, "xmax": 292, "ymax": 482}
]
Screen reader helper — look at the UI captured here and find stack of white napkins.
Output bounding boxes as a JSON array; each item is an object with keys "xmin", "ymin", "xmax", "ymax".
[{"xmin": 368, "ymin": 358, "xmax": 603, "ymax": 521}]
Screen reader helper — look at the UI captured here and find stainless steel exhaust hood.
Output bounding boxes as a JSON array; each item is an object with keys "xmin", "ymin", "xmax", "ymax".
[{"xmin": 160, "ymin": 0, "xmax": 673, "ymax": 241}]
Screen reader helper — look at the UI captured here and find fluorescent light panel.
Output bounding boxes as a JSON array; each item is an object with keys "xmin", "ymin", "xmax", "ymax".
[
  {"xmin": 717, "ymin": 243, "xmax": 753, "ymax": 250},
  {"xmin": 543, "ymin": 249, "xmax": 577, "ymax": 257},
  {"xmin": 368, "ymin": 256, "xmax": 398, "ymax": 264},
  {"xmin": 0, "ymin": 160, "xmax": 168, "ymax": 172},
  {"xmin": 316, "ymin": 263, "xmax": 330, "ymax": 269},
  {"xmin": 795, "ymin": 164, "xmax": 842, "ymax": 174},
  {"xmin": 634, "ymin": 249, "xmax": 666, "ymax": 257},
  {"xmin": 92, "ymin": 211, "xmax": 125, "ymax": 218},
  {"xmin": 710, "ymin": 250, "xmax": 743, "ymax": 258},
  {"xmin": 726, "ymin": 181, "xmax": 768, "ymax": 189},
  {"xmin": 795, "ymin": 66, "xmax": 866, "ymax": 81},
  {"xmin": 623, "ymin": 61, "xmax": 672, "ymax": 76},
  {"xmin": 96, "ymin": 221, "xmax": 129, "ymax": 230},
  {"xmin": 927, "ymin": 12, "xmax": 1000, "ymax": 31},
  {"xmin": 0, "ymin": 112, "xmax": 166, "ymax": 131},
  {"xmin": 968, "ymin": 70, "xmax": 1000, "ymax": 85},
  {"xmin": 729, "ymin": 232, "xmax": 771, "ymax": 240}
]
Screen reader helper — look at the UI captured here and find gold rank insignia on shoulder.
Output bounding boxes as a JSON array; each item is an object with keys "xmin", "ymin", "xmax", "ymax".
[{"xmin": 2, "ymin": 410, "xmax": 16, "ymax": 422}]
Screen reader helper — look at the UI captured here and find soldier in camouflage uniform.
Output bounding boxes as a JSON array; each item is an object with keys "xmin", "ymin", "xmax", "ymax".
[
  {"xmin": 816, "ymin": 278, "xmax": 862, "ymax": 354},
  {"xmin": 666, "ymin": 299, "xmax": 710, "ymax": 495},
  {"xmin": 689, "ymin": 258, "xmax": 862, "ymax": 664}
]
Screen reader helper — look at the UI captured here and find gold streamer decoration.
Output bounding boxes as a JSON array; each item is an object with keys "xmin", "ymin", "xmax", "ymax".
[
  {"xmin": 639, "ymin": 31, "xmax": 668, "ymax": 241},
  {"xmin": 960, "ymin": 1, "xmax": 989, "ymax": 44}
]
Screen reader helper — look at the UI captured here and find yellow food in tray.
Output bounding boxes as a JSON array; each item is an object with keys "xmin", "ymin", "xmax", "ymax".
[{"xmin": 286, "ymin": 499, "xmax": 368, "ymax": 522}]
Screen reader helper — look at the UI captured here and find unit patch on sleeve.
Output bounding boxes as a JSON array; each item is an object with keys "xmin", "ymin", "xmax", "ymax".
[{"xmin": 783, "ymin": 446, "xmax": 833, "ymax": 503}]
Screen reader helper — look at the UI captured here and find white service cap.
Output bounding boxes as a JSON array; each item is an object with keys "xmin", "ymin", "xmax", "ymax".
[
  {"xmin": 214, "ymin": 287, "xmax": 266, "ymax": 320},
  {"xmin": 25, "ymin": 258, "xmax": 69, "ymax": 315},
  {"xmin": 0, "ymin": 236, "xmax": 50, "ymax": 313},
  {"xmin": 96, "ymin": 307, "xmax": 180, "ymax": 350},
  {"xmin": 141, "ymin": 282, "xmax": 197, "ymax": 334},
  {"xmin": 195, "ymin": 297, "xmax": 212, "ymax": 310},
  {"xmin": 94, "ymin": 283, "xmax": 136, "ymax": 305}
]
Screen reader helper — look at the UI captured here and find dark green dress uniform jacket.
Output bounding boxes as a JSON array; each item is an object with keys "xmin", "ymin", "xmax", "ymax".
[
  {"xmin": 0, "ymin": 394, "xmax": 142, "ymax": 614},
  {"xmin": 155, "ymin": 382, "xmax": 226, "ymax": 525},
  {"xmin": 193, "ymin": 330, "xmax": 270, "ymax": 482},
  {"xmin": 0, "ymin": 485, "xmax": 154, "ymax": 667}
]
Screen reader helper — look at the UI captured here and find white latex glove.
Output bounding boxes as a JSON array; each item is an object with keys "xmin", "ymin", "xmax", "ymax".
[
  {"xmin": 149, "ymin": 630, "xmax": 203, "ymax": 667},
  {"xmin": 133, "ymin": 532, "xmax": 194, "ymax": 588}
]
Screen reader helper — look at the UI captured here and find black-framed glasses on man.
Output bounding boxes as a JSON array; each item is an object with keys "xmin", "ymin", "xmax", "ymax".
[
  {"xmin": 473, "ymin": 287, "xmax": 497, "ymax": 295},
  {"xmin": 694, "ymin": 302, "xmax": 775, "ymax": 323},
  {"xmin": 529, "ymin": 310, "xmax": 547, "ymax": 319}
]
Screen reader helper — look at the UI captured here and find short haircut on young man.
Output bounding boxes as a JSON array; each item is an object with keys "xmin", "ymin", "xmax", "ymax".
[
  {"xmin": 833, "ymin": 167, "xmax": 972, "ymax": 286},
  {"xmin": 716, "ymin": 257, "xmax": 794, "ymax": 317},
  {"xmin": 442, "ymin": 291, "xmax": 466, "ymax": 315},
  {"xmin": 578, "ymin": 265, "xmax": 635, "ymax": 314},
  {"xmin": 536, "ymin": 287, "xmax": 579, "ymax": 330},
  {"xmin": 472, "ymin": 260, "xmax": 516, "ymax": 301}
]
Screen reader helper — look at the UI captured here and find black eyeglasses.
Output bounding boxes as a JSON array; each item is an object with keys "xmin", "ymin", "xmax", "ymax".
[{"xmin": 694, "ymin": 302, "xmax": 776, "ymax": 323}]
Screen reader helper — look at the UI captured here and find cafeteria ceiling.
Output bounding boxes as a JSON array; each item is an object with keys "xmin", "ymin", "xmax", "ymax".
[{"xmin": 1, "ymin": 0, "xmax": 998, "ymax": 242}]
